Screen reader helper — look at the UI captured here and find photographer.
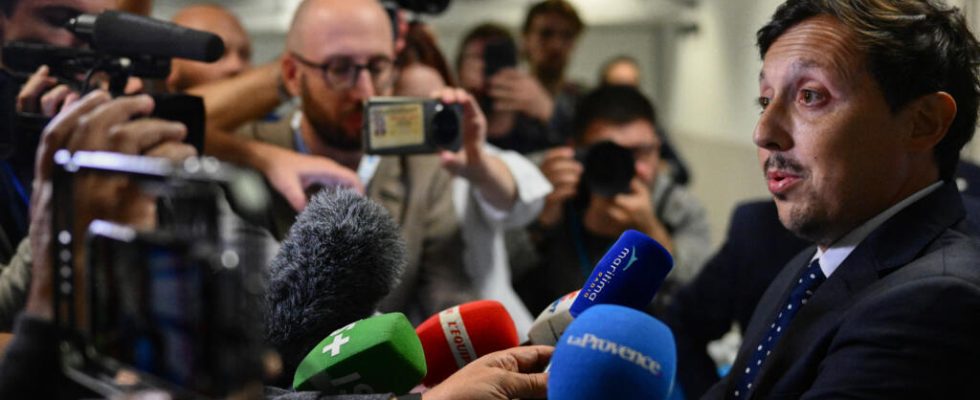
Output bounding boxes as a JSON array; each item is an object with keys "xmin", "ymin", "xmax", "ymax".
[{"xmin": 515, "ymin": 85, "xmax": 712, "ymax": 315}]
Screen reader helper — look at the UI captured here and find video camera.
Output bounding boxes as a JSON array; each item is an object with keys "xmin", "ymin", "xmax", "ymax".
[
  {"xmin": 363, "ymin": 97, "xmax": 462, "ymax": 155},
  {"xmin": 577, "ymin": 141, "xmax": 636, "ymax": 197},
  {"xmin": 0, "ymin": 10, "xmax": 222, "ymax": 158},
  {"xmin": 50, "ymin": 151, "xmax": 271, "ymax": 399}
]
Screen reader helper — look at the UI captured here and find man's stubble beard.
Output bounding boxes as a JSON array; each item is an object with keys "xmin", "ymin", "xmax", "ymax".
[{"xmin": 299, "ymin": 74, "xmax": 363, "ymax": 151}]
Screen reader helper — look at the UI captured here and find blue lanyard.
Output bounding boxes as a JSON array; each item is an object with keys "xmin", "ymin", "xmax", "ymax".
[{"xmin": 1, "ymin": 160, "xmax": 28, "ymax": 207}]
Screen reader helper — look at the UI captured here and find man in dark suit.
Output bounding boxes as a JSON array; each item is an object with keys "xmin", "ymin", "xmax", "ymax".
[
  {"xmin": 667, "ymin": 200, "xmax": 809, "ymax": 398},
  {"xmin": 704, "ymin": 0, "xmax": 980, "ymax": 398}
]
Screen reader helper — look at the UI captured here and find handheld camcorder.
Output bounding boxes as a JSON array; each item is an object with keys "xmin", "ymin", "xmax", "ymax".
[
  {"xmin": 0, "ymin": 10, "xmax": 222, "ymax": 157},
  {"xmin": 577, "ymin": 141, "xmax": 636, "ymax": 197},
  {"xmin": 363, "ymin": 97, "xmax": 462, "ymax": 155},
  {"xmin": 51, "ymin": 151, "xmax": 270, "ymax": 399}
]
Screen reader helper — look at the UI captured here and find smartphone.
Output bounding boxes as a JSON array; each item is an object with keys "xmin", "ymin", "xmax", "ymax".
[
  {"xmin": 363, "ymin": 97, "xmax": 462, "ymax": 155},
  {"xmin": 483, "ymin": 38, "xmax": 517, "ymax": 79}
]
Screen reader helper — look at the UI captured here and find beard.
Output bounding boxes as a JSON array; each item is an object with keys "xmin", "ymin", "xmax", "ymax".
[
  {"xmin": 299, "ymin": 75, "xmax": 363, "ymax": 151},
  {"xmin": 764, "ymin": 153, "xmax": 833, "ymax": 244}
]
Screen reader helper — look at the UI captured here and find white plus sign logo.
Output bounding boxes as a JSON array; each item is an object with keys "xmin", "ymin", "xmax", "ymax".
[{"xmin": 322, "ymin": 333, "xmax": 350, "ymax": 357}]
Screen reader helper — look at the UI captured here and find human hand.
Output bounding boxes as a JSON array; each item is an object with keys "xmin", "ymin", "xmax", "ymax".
[
  {"xmin": 584, "ymin": 178, "xmax": 674, "ymax": 253},
  {"xmin": 423, "ymin": 345, "xmax": 552, "ymax": 400},
  {"xmin": 26, "ymin": 90, "xmax": 197, "ymax": 320},
  {"xmin": 16, "ymin": 65, "xmax": 81, "ymax": 117},
  {"xmin": 488, "ymin": 69, "xmax": 554, "ymax": 122},
  {"xmin": 261, "ymin": 145, "xmax": 363, "ymax": 212},
  {"xmin": 537, "ymin": 146, "xmax": 580, "ymax": 227}
]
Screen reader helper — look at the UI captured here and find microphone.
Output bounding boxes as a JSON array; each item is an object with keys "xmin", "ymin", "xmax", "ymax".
[
  {"xmin": 549, "ymin": 304, "xmax": 677, "ymax": 399},
  {"xmin": 67, "ymin": 10, "xmax": 224, "ymax": 62},
  {"xmin": 525, "ymin": 230, "xmax": 673, "ymax": 345},
  {"xmin": 415, "ymin": 300, "xmax": 519, "ymax": 386},
  {"xmin": 265, "ymin": 189, "xmax": 407, "ymax": 382},
  {"xmin": 293, "ymin": 312, "xmax": 427, "ymax": 395},
  {"xmin": 569, "ymin": 229, "xmax": 673, "ymax": 317},
  {"xmin": 526, "ymin": 290, "xmax": 579, "ymax": 345}
]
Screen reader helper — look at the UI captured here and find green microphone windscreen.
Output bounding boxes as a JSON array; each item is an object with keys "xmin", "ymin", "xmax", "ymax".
[{"xmin": 293, "ymin": 312, "xmax": 426, "ymax": 394}]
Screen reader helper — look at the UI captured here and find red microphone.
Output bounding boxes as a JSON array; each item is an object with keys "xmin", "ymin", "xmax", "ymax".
[{"xmin": 415, "ymin": 300, "xmax": 519, "ymax": 386}]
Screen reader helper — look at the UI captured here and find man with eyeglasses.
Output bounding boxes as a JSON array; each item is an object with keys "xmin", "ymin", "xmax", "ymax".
[
  {"xmin": 514, "ymin": 84, "xmax": 711, "ymax": 316},
  {"xmin": 235, "ymin": 0, "xmax": 476, "ymax": 323}
]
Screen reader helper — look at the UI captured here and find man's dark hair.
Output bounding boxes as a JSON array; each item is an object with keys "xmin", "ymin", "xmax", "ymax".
[
  {"xmin": 757, "ymin": 0, "xmax": 980, "ymax": 181},
  {"xmin": 521, "ymin": 0, "xmax": 584, "ymax": 36},
  {"xmin": 455, "ymin": 22, "xmax": 513, "ymax": 71},
  {"xmin": 572, "ymin": 84, "xmax": 657, "ymax": 141}
]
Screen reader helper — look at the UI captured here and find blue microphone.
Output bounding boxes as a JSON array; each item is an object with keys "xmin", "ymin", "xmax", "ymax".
[
  {"xmin": 569, "ymin": 229, "xmax": 673, "ymax": 317},
  {"xmin": 549, "ymin": 304, "xmax": 677, "ymax": 399}
]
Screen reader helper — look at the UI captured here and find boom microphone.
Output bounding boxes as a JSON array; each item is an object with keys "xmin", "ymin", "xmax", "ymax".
[
  {"xmin": 549, "ymin": 304, "xmax": 677, "ymax": 399},
  {"xmin": 415, "ymin": 300, "xmax": 519, "ymax": 386},
  {"xmin": 293, "ymin": 313, "xmax": 427, "ymax": 394},
  {"xmin": 67, "ymin": 10, "xmax": 224, "ymax": 62},
  {"xmin": 265, "ymin": 189, "xmax": 407, "ymax": 382}
]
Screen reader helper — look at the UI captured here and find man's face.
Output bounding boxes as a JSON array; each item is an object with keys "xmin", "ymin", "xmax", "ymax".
[
  {"xmin": 458, "ymin": 40, "xmax": 485, "ymax": 94},
  {"xmin": 523, "ymin": 12, "xmax": 578, "ymax": 75},
  {"xmin": 2, "ymin": 0, "xmax": 112, "ymax": 46},
  {"xmin": 289, "ymin": 1, "xmax": 394, "ymax": 150},
  {"xmin": 168, "ymin": 8, "xmax": 252, "ymax": 91},
  {"xmin": 755, "ymin": 15, "xmax": 916, "ymax": 245},
  {"xmin": 580, "ymin": 119, "xmax": 661, "ymax": 184}
]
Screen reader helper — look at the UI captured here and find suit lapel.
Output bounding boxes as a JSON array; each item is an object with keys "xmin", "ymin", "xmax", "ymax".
[{"xmin": 742, "ymin": 183, "xmax": 966, "ymax": 398}]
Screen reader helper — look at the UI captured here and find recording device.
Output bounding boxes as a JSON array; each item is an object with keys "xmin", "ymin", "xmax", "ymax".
[
  {"xmin": 363, "ymin": 97, "xmax": 462, "ymax": 155},
  {"xmin": 292, "ymin": 313, "xmax": 427, "ymax": 394},
  {"xmin": 416, "ymin": 300, "xmax": 519, "ymax": 386},
  {"xmin": 569, "ymin": 229, "xmax": 673, "ymax": 317},
  {"xmin": 483, "ymin": 38, "xmax": 517, "ymax": 80},
  {"xmin": 526, "ymin": 290, "xmax": 578, "ymax": 346},
  {"xmin": 577, "ymin": 141, "xmax": 636, "ymax": 197},
  {"xmin": 3, "ymin": 11, "xmax": 222, "ymax": 95},
  {"xmin": 526, "ymin": 230, "xmax": 673, "ymax": 345},
  {"xmin": 549, "ymin": 304, "xmax": 677, "ymax": 399},
  {"xmin": 265, "ymin": 188, "xmax": 407, "ymax": 382},
  {"xmin": 51, "ymin": 151, "xmax": 270, "ymax": 399},
  {"xmin": 67, "ymin": 10, "xmax": 224, "ymax": 63}
]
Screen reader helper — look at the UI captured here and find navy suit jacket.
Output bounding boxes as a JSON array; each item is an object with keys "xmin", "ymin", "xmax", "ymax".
[
  {"xmin": 704, "ymin": 182, "xmax": 980, "ymax": 399},
  {"xmin": 666, "ymin": 200, "xmax": 809, "ymax": 398}
]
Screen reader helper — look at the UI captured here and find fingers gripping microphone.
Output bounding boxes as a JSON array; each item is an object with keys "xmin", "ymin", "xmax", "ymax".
[
  {"xmin": 569, "ymin": 229, "xmax": 673, "ymax": 317},
  {"xmin": 549, "ymin": 304, "xmax": 677, "ymax": 399},
  {"xmin": 68, "ymin": 11, "xmax": 225, "ymax": 62},
  {"xmin": 265, "ymin": 189, "xmax": 407, "ymax": 381},
  {"xmin": 293, "ymin": 313, "xmax": 427, "ymax": 394},
  {"xmin": 526, "ymin": 290, "xmax": 579, "ymax": 345},
  {"xmin": 415, "ymin": 300, "xmax": 519, "ymax": 386}
]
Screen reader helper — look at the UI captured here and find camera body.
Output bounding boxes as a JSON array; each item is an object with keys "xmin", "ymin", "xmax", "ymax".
[
  {"xmin": 363, "ymin": 97, "xmax": 462, "ymax": 155},
  {"xmin": 577, "ymin": 141, "xmax": 636, "ymax": 198}
]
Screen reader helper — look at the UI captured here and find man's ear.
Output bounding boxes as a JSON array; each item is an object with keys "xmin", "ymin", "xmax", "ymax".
[
  {"xmin": 908, "ymin": 91, "xmax": 957, "ymax": 151},
  {"xmin": 281, "ymin": 56, "xmax": 301, "ymax": 97}
]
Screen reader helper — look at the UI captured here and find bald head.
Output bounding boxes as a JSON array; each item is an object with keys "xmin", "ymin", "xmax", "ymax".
[
  {"xmin": 167, "ymin": 4, "xmax": 251, "ymax": 91},
  {"xmin": 286, "ymin": 0, "xmax": 393, "ymax": 57}
]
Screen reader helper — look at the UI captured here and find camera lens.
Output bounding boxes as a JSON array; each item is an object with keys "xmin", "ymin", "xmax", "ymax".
[
  {"xmin": 581, "ymin": 141, "xmax": 635, "ymax": 197},
  {"xmin": 431, "ymin": 103, "xmax": 461, "ymax": 150}
]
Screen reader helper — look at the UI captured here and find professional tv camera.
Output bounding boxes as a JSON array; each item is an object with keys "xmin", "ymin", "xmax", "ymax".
[
  {"xmin": 50, "ymin": 151, "xmax": 271, "ymax": 399},
  {"xmin": 0, "ymin": 10, "xmax": 223, "ymax": 158}
]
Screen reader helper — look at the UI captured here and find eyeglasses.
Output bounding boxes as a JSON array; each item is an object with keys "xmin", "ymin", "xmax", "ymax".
[{"xmin": 290, "ymin": 52, "xmax": 395, "ymax": 90}]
